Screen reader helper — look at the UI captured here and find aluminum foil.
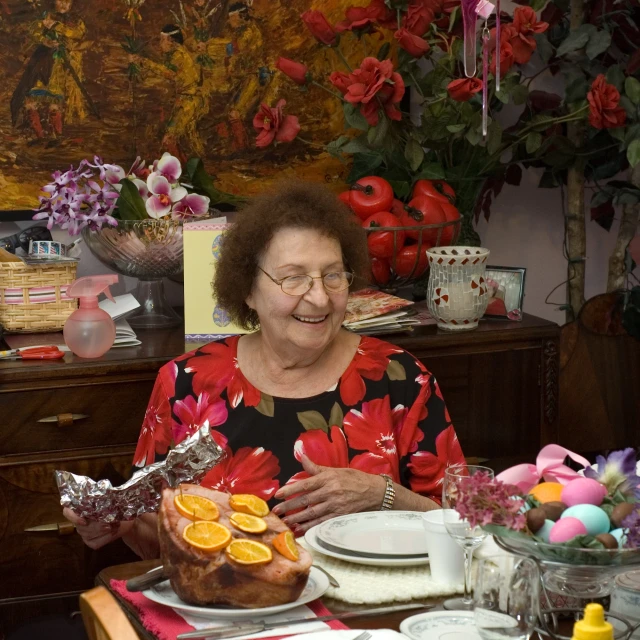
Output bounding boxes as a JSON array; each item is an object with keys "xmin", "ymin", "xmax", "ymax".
[{"xmin": 55, "ymin": 422, "xmax": 225, "ymax": 523}]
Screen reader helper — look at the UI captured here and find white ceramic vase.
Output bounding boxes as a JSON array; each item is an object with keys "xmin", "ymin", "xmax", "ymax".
[{"xmin": 426, "ymin": 246, "xmax": 491, "ymax": 331}]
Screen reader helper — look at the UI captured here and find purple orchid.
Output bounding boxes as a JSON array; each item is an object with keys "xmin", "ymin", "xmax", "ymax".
[
  {"xmin": 622, "ymin": 507, "xmax": 640, "ymax": 549},
  {"xmin": 584, "ymin": 448, "xmax": 640, "ymax": 498}
]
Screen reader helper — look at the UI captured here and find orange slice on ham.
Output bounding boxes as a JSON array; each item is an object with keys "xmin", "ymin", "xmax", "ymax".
[
  {"xmin": 229, "ymin": 494, "xmax": 269, "ymax": 517},
  {"xmin": 273, "ymin": 531, "xmax": 299, "ymax": 561},
  {"xmin": 226, "ymin": 539, "xmax": 273, "ymax": 565},
  {"xmin": 183, "ymin": 521, "xmax": 231, "ymax": 552},
  {"xmin": 174, "ymin": 494, "xmax": 220, "ymax": 521},
  {"xmin": 229, "ymin": 512, "xmax": 268, "ymax": 534}
]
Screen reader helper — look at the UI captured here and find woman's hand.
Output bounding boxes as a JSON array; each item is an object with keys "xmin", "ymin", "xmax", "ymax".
[
  {"xmin": 272, "ymin": 455, "xmax": 386, "ymax": 534},
  {"xmin": 62, "ymin": 507, "xmax": 133, "ymax": 550}
]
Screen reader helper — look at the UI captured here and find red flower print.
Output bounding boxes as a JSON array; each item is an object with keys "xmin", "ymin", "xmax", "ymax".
[
  {"xmin": 133, "ymin": 402, "xmax": 171, "ymax": 466},
  {"xmin": 289, "ymin": 426, "xmax": 392, "ymax": 484},
  {"xmin": 201, "ymin": 446, "xmax": 280, "ymax": 500},
  {"xmin": 339, "ymin": 337, "xmax": 404, "ymax": 405},
  {"xmin": 395, "ymin": 384, "xmax": 428, "ymax": 457},
  {"xmin": 407, "ymin": 425, "xmax": 465, "ymax": 498},
  {"xmin": 253, "ymin": 99, "xmax": 300, "ymax": 148},
  {"xmin": 186, "ymin": 336, "xmax": 261, "ymax": 409},
  {"xmin": 301, "ymin": 10, "xmax": 337, "ymax": 46},
  {"xmin": 433, "ymin": 378, "xmax": 452, "ymax": 424},
  {"xmin": 343, "ymin": 396, "xmax": 400, "ymax": 479},
  {"xmin": 172, "ymin": 391, "xmax": 229, "ymax": 445}
]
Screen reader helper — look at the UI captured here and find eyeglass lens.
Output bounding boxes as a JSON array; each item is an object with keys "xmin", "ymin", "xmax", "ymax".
[{"xmin": 281, "ymin": 272, "xmax": 353, "ymax": 295}]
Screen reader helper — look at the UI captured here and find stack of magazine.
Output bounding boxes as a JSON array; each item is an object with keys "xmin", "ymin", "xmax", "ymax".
[{"xmin": 343, "ymin": 289, "xmax": 436, "ymax": 336}]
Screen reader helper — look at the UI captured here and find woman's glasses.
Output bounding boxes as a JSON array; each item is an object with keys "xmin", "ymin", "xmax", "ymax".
[
  {"xmin": 258, "ymin": 267, "xmax": 354, "ymax": 296},
  {"xmin": 0, "ymin": 225, "xmax": 53, "ymax": 254}
]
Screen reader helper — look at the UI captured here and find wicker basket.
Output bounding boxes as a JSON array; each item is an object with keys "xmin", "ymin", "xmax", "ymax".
[{"xmin": 0, "ymin": 248, "xmax": 78, "ymax": 333}]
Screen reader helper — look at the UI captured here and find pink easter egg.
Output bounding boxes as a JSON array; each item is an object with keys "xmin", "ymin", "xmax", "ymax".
[
  {"xmin": 560, "ymin": 478, "xmax": 607, "ymax": 507},
  {"xmin": 549, "ymin": 517, "xmax": 588, "ymax": 544}
]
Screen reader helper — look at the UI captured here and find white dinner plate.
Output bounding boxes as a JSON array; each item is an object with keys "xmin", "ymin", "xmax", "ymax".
[
  {"xmin": 142, "ymin": 566, "xmax": 329, "ymax": 619},
  {"xmin": 305, "ymin": 524, "xmax": 430, "ymax": 568},
  {"xmin": 400, "ymin": 611, "xmax": 481, "ymax": 640},
  {"xmin": 316, "ymin": 512, "xmax": 428, "ymax": 557}
]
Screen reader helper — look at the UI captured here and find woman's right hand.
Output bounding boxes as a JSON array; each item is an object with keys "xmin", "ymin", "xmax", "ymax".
[{"xmin": 62, "ymin": 507, "xmax": 133, "ymax": 550}]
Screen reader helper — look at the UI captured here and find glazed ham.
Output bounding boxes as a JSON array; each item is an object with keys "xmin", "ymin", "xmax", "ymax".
[{"xmin": 158, "ymin": 485, "xmax": 312, "ymax": 607}]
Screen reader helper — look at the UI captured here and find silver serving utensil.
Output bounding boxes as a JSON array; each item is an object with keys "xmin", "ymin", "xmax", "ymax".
[
  {"xmin": 312, "ymin": 564, "xmax": 340, "ymax": 588},
  {"xmin": 125, "ymin": 565, "xmax": 166, "ymax": 592},
  {"xmin": 176, "ymin": 603, "xmax": 433, "ymax": 639}
]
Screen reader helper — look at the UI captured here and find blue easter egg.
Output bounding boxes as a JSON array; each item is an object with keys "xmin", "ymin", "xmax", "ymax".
[
  {"xmin": 561, "ymin": 504, "xmax": 610, "ymax": 536},
  {"xmin": 211, "ymin": 235, "xmax": 224, "ymax": 259},
  {"xmin": 212, "ymin": 305, "xmax": 231, "ymax": 327},
  {"xmin": 537, "ymin": 519, "xmax": 555, "ymax": 543},
  {"xmin": 610, "ymin": 528, "xmax": 626, "ymax": 545}
]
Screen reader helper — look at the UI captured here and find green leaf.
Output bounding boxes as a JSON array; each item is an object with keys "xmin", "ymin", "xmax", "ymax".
[
  {"xmin": 377, "ymin": 42, "xmax": 390, "ymax": 61},
  {"xmin": 605, "ymin": 65, "xmax": 625, "ymax": 92},
  {"xmin": 328, "ymin": 402, "xmax": 344, "ymax": 428},
  {"xmin": 628, "ymin": 140, "xmax": 640, "ymax": 168},
  {"xmin": 185, "ymin": 157, "xmax": 244, "ymax": 206},
  {"xmin": 530, "ymin": 0, "xmax": 546, "ymax": 11},
  {"xmin": 326, "ymin": 135, "xmax": 350, "ymax": 159},
  {"xmin": 526, "ymin": 132, "xmax": 543, "ymax": 154},
  {"xmin": 415, "ymin": 162, "xmax": 446, "ymax": 180},
  {"xmin": 486, "ymin": 121, "xmax": 503, "ymax": 155},
  {"xmin": 297, "ymin": 410, "xmax": 329, "ymax": 432},
  {"xmin": 556, "ymin": 28, "xmax": 591, "ymax": 57},
  {"xmin": 586, "ymin": 30, "xmax": 611, "ymax": 59},
  {"xmin": 609, "ymin": 127, "xmax": 626, "ymax": 142},
  {"xmin": 511, "ymin": 84, "xmax": 529, "ymax": 106},
  {"xmin": 625, "ymin": 124, "xmax": 640, "ymax": 147},
  {"xmin": 446, "ymin": 123, "xmax": 466, "ymax": 133},
  {"xmin": 343, "ymin": 103, "xmax": 369, "ymax": 131},
  {"xmin": 116, "ymin": 179, "xmax": 147, "ymax": 220},
  {"xmin": 404, "ymin": 138, "xmax": 425, "ymax": 172},
  {"xmin": 565, "ymin": 77, "xmax": 589, "ymax": 102},
  {"xmin": 534, "ymin": 34, "xmax": 553, "ymax": 64},
  {"xmin": 255, "ymin": 394, "xmax": 275, "ymax": 418},
  {"xmin": 625, "ymin": 76, "xmax": 640, "ymax": 105},
  {"xmin": 367, "ymin": 117, "xmax": 389, "ymax": 147},
  {"xmin": 448, "ymin": 5, "xmax": 459, "ymax": 32},
  {"xmin": 388, "ymin": 180, "xmax": 412, "ymax": 199},
  {"xmin": 465, "ymin": 128, "xmax": 482, "ymax": 146},
  {"xmin": 529, "ymin": 114, "xmax": 556, "ymax": 132},
  {"xmin": 386, "ymin": 360, "xmax": 407, "ymax": 381},
  {"xmin": 341, "ymin": 137, "xmax": 371, "ymax": 155},
  {"xmin": 347, "ymin": 152, "xmax": 384, "ymax": 182},
  {"xmin": 620, "ymin": 96, "xmax": 636, "ymax": 118}
]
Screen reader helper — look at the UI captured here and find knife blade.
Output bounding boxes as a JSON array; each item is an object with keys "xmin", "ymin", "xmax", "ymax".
[
  {"xmin": 38, "ymin": 413, "xmax": 89, "ymax": 423},
  {"xmin": 176, "ymin": 603, "xmax": 433, "ymax": 640},
  {"xmin": 24, "ymin": 522, "xmax": 75, "ymax": 535}
]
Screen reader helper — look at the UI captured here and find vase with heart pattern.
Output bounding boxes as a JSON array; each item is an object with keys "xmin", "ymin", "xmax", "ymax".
[{"xmin": 426, "ymin": 246, "xmax": 491, "ymax": 331}]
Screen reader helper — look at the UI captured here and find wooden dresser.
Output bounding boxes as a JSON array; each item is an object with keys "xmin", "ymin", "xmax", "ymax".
[{"xmin": 0, "ymin": 314, "xmax": 559, "ymax": 634}]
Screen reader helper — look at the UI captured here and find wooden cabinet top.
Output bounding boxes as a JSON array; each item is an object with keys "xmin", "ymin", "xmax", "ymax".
[{"xmin": 0, "ymin": 313, "xmax": 559, "ymax": 385}]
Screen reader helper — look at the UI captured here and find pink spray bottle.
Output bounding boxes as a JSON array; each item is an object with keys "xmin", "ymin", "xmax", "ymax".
[{"xmin": 63, "ymin": 275, "xmax": 119, "ymax": 358}]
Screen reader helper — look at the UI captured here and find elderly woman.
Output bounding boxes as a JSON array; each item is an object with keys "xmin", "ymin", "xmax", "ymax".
[{"xmin": 65, "ymin": 181, "xmax": 464, "ymax": 558}]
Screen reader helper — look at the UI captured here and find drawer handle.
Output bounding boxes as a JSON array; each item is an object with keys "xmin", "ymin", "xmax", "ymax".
[
  {"xmin": 37, "ymin": 413, "xmax": 89, "ymax": 427},
  {"xmin": 24, "ymin": 521, "xmax": 76, "ymax": 536}
]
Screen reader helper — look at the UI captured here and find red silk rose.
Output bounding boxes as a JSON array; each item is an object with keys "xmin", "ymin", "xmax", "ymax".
[
  {"xmin": 300, "ymin": 10, "xmax": 337, "ymax": 46},
  {"xmin": 394, "ymin": 28, "xmax": 430, "ymax": 57},
  {"xmin": 253, "ymin": 99, "xmax": 300, "ymax": 148},
  {"xmin": 490, "ymin": 39, "xmax": 515, "ymax": 77},
  {"xmin": 403, "ymin": 3, "xmax": 434, "ymax": 36},
  {"xmin": 276, "ymin": 57, "xmax": 309, "ymax": 86},
  {"xmin": 336, "ymin": 6, "xmax": 377, "ymax": 33},
  {"xmin": 587, "ymin": 75, "xmax": 627, "ymax": 129},
  {"xmin": 366, "ymin": 0, "xmax": 399, "ymax": 29},
  {"xmin": 447, "ymin": 78, "xmax": 483, "ymax": 101},
  {"xmin": 509, "ymin": 7, "xmax": 548, "ymax": 64},
  {"xmin": 336, "ymin": 57, "xmax": 405, "ymax": 125}
]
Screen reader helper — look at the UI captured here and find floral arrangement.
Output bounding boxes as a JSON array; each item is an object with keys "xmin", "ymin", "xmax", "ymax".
[
  {"xmin": 265, "ymin": 1, "xmax": 639, "ymax": 250},
  {"xmin": 33, "ymin": 153, "xmax": 241, "ymax": 235},
  {"xmin": 455, "ymin": 446, "xmax": 640, "ymax": 559}
]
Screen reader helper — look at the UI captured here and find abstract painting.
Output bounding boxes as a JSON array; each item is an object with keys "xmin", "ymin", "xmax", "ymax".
[{"xmin": 0, "ymin": 0, "xmax": 364, "ymax": 214}]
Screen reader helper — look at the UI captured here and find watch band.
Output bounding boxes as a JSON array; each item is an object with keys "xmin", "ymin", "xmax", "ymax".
[{"xmin": 379, "ymin": 474, "xmax": 395, "ymax": 511}]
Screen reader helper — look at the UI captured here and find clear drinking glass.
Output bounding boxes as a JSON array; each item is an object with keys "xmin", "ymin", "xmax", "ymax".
[
  {"xmin": 442, "ymin": 463, "xmax": 495, "ymax": 610},
  {"xmin": 474, "ymin": 556, "xmax": 539, "ymax": 640}
]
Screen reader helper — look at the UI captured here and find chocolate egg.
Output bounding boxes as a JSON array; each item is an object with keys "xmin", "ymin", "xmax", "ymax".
[
  {"xmin": 541, "ymin": 501, "xmax": 567, "ymax": 522},
  {"xmin": 526, "ymin": 507, "xmax": 547, "ymax": 533},
  {"xmin": 595, "ymin": 533, "xmax": 618, "ymax": 549},
  {"xmin": 611, "ymin": 502, "xmax": 636, "ymax": 528}
]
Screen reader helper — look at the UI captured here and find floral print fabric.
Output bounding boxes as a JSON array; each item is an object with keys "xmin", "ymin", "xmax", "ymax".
[{"xmin": 133, "ymin": 335, "xmax": 464, "ymax": 504}]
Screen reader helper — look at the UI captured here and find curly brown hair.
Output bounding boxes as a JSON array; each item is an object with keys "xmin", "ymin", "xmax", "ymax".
[{"xmin": 213, "ymin": 181, "xmax": 370, "ymax": 330}]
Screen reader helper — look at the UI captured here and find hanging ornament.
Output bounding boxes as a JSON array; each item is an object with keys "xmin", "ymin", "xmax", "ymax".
[
  {"xmin": 495, "ymin": 0, "xmax": 501, "ymax": 91},
  {"xmin": 482, "ymin": 25, "xmax": 490, "ymax": 138},
  {"xmin": 460, "ymin": 0, "xmax": 494, "ymax": 78}
]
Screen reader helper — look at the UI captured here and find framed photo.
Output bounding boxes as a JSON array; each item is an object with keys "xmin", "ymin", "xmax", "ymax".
[{"xmin": 483, "ymin": 266, "xmax": 526, "ymax": 321}]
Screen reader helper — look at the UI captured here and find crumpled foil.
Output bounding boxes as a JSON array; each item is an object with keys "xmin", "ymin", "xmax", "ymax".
[{"xmin": 55, "ymin": 422, "xmax": 225, "ymax": 523}]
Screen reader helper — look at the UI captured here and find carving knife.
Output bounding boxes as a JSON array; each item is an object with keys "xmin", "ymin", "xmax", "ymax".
[{"xmin": 176, "ymin": 603, "xmax": 434, "ymax": 639}]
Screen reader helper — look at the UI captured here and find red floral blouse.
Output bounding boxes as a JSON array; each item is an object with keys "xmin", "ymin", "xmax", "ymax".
[{"xmin": 133, "ymin": 335, "xmax": 465, "ymax": 504}]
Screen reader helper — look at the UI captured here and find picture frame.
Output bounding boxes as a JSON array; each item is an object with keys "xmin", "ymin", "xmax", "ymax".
[{"xmin": 483, "ymin": 266, "xmax": 526, "ymax": 321}]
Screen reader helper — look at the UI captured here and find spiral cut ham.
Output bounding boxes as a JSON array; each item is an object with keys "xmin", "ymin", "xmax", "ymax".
[{"xmin": 158, "ymin": 485, "xmax": 312, "ymax": 608}]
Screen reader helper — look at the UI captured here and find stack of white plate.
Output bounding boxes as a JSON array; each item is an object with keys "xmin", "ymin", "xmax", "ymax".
[{"xmin": 305, "ymin": 511, "xmax": 430, "ymax": 568}]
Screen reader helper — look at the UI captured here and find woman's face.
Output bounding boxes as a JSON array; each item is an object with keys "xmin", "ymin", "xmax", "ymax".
[{"xmin": 246, "ymin": 227, "xmax": 349, "ymax": 357}]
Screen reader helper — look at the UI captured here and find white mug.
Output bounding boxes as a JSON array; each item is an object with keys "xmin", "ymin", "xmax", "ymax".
[{"xmin": 422, "ymin": 509, "xmax": 465, "ymax": 584}]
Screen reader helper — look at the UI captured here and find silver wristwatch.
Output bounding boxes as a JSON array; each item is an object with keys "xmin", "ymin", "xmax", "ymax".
[{"xmin": 379, "ymin": 473, "xmax": 395, "ymax": 511}]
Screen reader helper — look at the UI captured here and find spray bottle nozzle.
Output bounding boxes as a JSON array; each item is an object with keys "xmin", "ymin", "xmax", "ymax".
[{"xmin": 67, "ymin": 275, "xmax": 119, "ymax": 309}]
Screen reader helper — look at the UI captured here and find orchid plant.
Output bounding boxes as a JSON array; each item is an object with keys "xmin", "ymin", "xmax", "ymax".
[{"xmin": 34, "ymin": 153, "xmax": 240, "ymax": 235}]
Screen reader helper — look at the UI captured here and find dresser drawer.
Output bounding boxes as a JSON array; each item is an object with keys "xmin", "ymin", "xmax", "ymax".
[
  {"xmin": 0, "ymin": 451, "xmax": 138, "ymax": 600},
  {"xmin": 0, "ymin": 379, "xmax": 154, "ymax": 456}
]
